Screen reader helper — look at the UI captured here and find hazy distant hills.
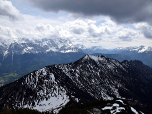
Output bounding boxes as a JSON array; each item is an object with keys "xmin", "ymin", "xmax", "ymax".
[
  {"xmin": 0, "ymin": 38, "xmax": 85, "ymax": 85},
  {"xmin": 74, "ymin": 44, "xmax": 111, "ymax": 54},
  {"xmin": 114, "ymin": 46, "xmax": 152, "ymax": 68},
  {"xmin": 75, "ymin": 44, "xmax": 152, "ymax": 68},
  {"xmin": 0, "ymin": 55, "xmax": 152, "ymax": 113},
  {"xmin": 91, "ymin": 53, "xmax": 132, "ymax": 62}
]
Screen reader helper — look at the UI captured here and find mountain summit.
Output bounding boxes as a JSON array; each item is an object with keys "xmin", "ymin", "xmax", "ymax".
[
  {"xmin": 0, "ymin": 55, "xmax": 152, "ymax": 113},
  {"xmin": 0, "ymin": 38, "xmax": 82, "ymax": 56}
]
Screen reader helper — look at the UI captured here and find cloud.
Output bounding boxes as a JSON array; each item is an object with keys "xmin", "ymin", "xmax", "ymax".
[
  {"xmin": 0, "ymin": 0, "xmax": 22, "ymax": 20},
  {"xmin": 28, "ymin": 0, "xmax": 152, "ymax": 24},
  {"xmin": 135, "ymin": 23, "xmax": 152, "ymax": 39},
  {"xmin": 0, "ymin": 17, "xmax": 139, "ymax": 43},
  {"xmin": 35, "ymin": 23, "xmax": 60, "ymax": 38},
  {"xmin": 0, "ymin": 13, "xmax": 150, "ymax": 48},
  {"xmin": 0, "ymin": 25, "xmax": 17, "ymax": 39},
  {"xmin": 0, "ymin": 0, "xmax": 151, "ymax": 48},
  {"xmin": 143, "ymin": 29, "xmax": 152, "ymax": 39},
  {"xmin": 68, "ymin": 20, "xmax": 87, "ymax": 35},
  {"xmin": 115, "ymin": 28, "xmax": 138, "ymax": 41}
]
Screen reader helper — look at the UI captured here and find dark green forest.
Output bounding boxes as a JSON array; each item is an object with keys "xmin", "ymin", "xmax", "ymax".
[{"xmin": 0, "ymin": 52, "xmax": 85, "ymax": 85}]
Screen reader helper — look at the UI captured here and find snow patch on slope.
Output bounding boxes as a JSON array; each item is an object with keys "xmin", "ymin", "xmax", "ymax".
[
  {"xmin": 102, "ymin": 103, "xmax": 125, "ymax": 114},
  {"xmin": 22, "ymin": 47, "xmax": 34, "ymax": 54},
  {"xmin": 1, "ymin": 38, "xmax": 82, "ymax": 56},
  {"xmin": 57, "ymin": 55, "xmax": 124, "ymax": 100},
  {"xmin": 131, "ymin": 107, "xmax": 139, "ymax": 114},
  {"xmin": 138, "ymin": 46, "xmax": 148, "ymax": 53},
  {"xmin": 116, "ymin": 46, "xmax": 152, "ymax": 53},
  {"xmin": 22, "ymin": 68, "xmax": 70, "ymax": 113}
]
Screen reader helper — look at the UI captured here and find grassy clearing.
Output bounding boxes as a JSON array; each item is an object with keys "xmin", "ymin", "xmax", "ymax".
[{"xmin": 3, "ymin": 73, "xmax": 18, "ymax": 78}]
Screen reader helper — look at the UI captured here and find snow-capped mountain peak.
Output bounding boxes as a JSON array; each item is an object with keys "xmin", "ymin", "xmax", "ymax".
[
  {"xmin": 74, "ymin": 44, "xmax": 110, "ymax": 54},
  {"xmin": 88, "ymin": 46, "xmax": 104, "ymax": 50},
  {"xmin": 74, "ymin": 44, "xmax": 87, "ymax": 50},
  {"xmin": 0, "ymin": 38, "xmax": 83, "ymax": 56},
  {"xmin": 116, "ymin": 45, "xmax": 152, "ymax": 53}
]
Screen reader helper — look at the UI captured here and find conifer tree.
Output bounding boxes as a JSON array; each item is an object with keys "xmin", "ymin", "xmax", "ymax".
[{"xmin": 1, "ymin": 103, "xmax": 12, "ymax": 114}]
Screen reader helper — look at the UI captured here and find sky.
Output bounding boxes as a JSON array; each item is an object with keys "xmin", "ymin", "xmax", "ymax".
[{"xmin": 0, "ymin": 0, "xmax": 152, "ymax": 49}]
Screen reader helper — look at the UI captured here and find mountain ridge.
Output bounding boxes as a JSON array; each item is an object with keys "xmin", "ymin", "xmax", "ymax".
[
  {"xmin": 1, "ymin": 38, "xmax": 82, "ymax": 57},
  {"xmin": 0, "ymin": 54, "xmax": 152, "ymax": 113},
  {"xmin": 75, "ymin": 44, "xmax": 152, "ymax": 68}
]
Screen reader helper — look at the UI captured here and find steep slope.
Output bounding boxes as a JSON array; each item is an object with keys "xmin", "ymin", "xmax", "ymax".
[
  {"xmin": 0, "ymin": 66, "xmax": 93, "ymax": 113},
  {"xmin": 0, "ymin": 55, "xmax": 152, "ymax": 113},
  {"xmin": 57, "ymin": 55, "xmax": 152, "ymax": 102}
]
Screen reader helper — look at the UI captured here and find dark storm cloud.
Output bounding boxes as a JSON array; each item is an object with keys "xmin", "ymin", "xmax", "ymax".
[
  {"xmin": 88, "ymin": 27, "xmax": 101, "ymax": 38},
  {"xmin": 71, "ymin": 28, "xmax": 85, "ymax": 34},
  {"xmin": 0, "ymin": 10, "xmax": 19, "ymax": 20},
  {"xmin": 142, "ymin": 28, "xmax": 152, "ymax": 39},
  {"xmin": 29, "ymin": 0, "xmax": 152, "ymax": 24},
  {"xmin": 143, "ymin": 31, "xmax": 152, "ymax": 39},
  {"xmin": 136, "ymin": 24, "xmax": 152, "ymax": 39},
  {"xmin": 119, "ymin": 36, "xmax": 133, "ymax": 41}
]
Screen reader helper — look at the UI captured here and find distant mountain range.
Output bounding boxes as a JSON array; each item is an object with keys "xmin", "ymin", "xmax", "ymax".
[
  {"xmin": 1, "ymin": 38, "xmax": 82, "ymax": 55},
  {"xmin": 75, "ymin": 44, "xmax": 152, "ymax": 68},
  {"xmin": 114, "ymin": 45, "xmax": 152, "ymax": 53},
  {"xmin": 74, "ymin": 44, "xmax": 110, "ymax": 54},
  {"xmin": 92, "ymin": 53, "xmax": 132, "ymax": 62},
  {"xmin": 0, "ymin": 38, "xmax": 85, "ymax": 85},
  {"xmin": 0, "ymin": 55, "xmax": 152, "ymax": 113},
  {"xmin": 1, "ymin": 38, "xmax": 152, "ymax": 86},
  {"xmin": 75, "ymin": 44, "xmax": 152, "ymax": 54},
  {"xmin": 114, "ymin": 46, "xmax": 152, "ymax": 68}
]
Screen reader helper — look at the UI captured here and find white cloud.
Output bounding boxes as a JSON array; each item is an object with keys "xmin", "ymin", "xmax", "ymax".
[
  {"xmin": 0, "ymin": 25, "xmax": 17, "ymax": 39},
  {"xmin": 0, "ymin": 0, "xmax": 151, "ymax": 49},
  {"xmin": 35, "ymin": 23, "xmax": 60, "ymax": 38},
  {"xmin": 115, "ymin": 28, "xmax": 138, "ymax": 41},
  {"xmin": 0, "ymin": 0, "xmax": 22, "ymax": 20},
  {"xmin": 0, "ymin": 15, "xmax": 150, "ymax": 48}
]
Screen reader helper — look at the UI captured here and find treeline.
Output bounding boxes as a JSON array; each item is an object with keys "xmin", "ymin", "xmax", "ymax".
[
  {"xmin": 58, "ymin": 98, "xmax": 143, "ymax": 114},
  {"xmin": 0, "ymin": 104, "xmax": 53, "ymax": 114},
  {"xmin": 0, "ymin": 99, "xmax": 145, "ymax": 114},
  {"xmin": 58, "ymin": 99, "xmax": 105, "ymax": 114}
]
